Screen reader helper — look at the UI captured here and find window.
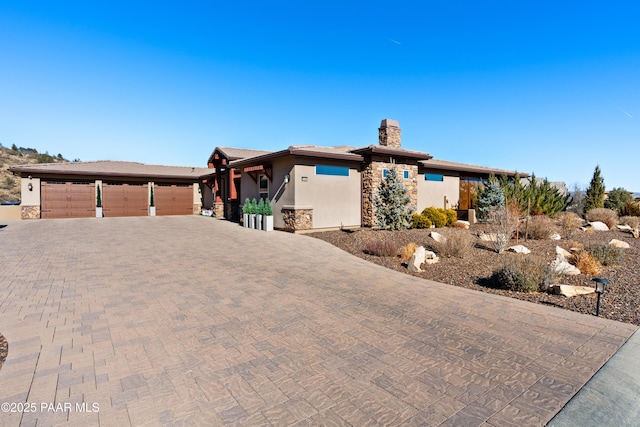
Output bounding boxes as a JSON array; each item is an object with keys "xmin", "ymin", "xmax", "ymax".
[
  {"xmin": 316, "ymin": 165, "xmax": 349, "ymax": 176},
  {"xmin": 425, "ymin": 173, "xmax": 444, "ymax": 182},
  {"xmin": 259, "ymin": 175, "xmax": 269, "ymax": 200},
  {"xmin": 382, "ymin": 168, "xmax": 388, "ymax": 178},
  {"xmin": 383, "ymin": 169, "xmax": 409, "ymax": 179},
  {"xmin": 403, "ymin": 170, "xmax": 410, "ymax": 179}
]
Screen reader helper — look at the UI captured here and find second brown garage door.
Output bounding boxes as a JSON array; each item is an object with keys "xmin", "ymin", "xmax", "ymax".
[
  {"xmin": 102, "ymin": 183, "xmax": 149, "ymax": 217},
  {"xmin": 155, "ymin": 184, "xmax": 193, "ymax": 215}
]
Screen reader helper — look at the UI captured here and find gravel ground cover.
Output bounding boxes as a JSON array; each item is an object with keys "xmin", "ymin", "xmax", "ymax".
[{"xmin": 311, "ymin": 225, "xmax": 640, "ymax": 325}]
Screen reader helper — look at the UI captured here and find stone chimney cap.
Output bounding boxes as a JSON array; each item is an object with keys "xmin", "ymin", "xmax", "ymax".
[{"xmin": 380, "ymin": 119, "xmax": 400, "ymax": 128}]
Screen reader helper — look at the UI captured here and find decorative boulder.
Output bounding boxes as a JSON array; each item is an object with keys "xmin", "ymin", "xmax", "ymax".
[
  {"xmin": 551, "ymin": 257, "xmax": 581, "ymax": 275},
  {"xmin": 454, "ymin": 220, "xmax": 470, "ymax": 229},
  {"xmin": 424, "ymin": 250, "xmax": 440, "ymax": 265},
  {"xmin": 588, "ymin": 221, "xmax": 609, "ymax": 231},
  {"xmin": 609, "ymin": 239, "xmax": 630, "ymax": 249},
  {"xmin": 430, "ymin": 231, "xmax": 446, "ymax": 243},
  {"xmin": 550, "ymin": 285, "xmax": 596, "ymax": 297},
  {"xmin": 556, "ymin": 246, "xmax": 573, "ymax": 260},
  {"xmin": 550, "ymin": 233, "xmax": 561, "ymax": 240},
  {"xmin": 617, "ymin": 224, "xmax": 633, "ymax": 231},
  {"xmin": 408, "ymin": 246, "xmax": 426, "ymax": 272},
  {"xmin": 508, "ymin": 245, "xmax": 531, "ymax": 254}
]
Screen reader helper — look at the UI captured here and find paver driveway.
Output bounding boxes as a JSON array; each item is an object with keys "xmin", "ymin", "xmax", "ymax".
[{"xmin": 0, "ymin": 216, "xmax": 636, "ymax": 426}]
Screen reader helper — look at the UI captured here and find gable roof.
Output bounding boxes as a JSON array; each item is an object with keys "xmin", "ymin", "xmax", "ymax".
[
  {"xmin": 230, "ymin": 145, "xmax": 364, "ymax": 168},
  {"xmin": 207, "ymin": 147, "xmax": 272, "ymax": 164},
  {"xmin": 10, "ymin": 161, "xmax": 212, "ymax": 180}
]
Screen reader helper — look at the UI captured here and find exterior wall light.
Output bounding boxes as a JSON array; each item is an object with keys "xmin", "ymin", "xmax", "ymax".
[
  {"xmin": 284, "ymin": 174, "xmax": 290, "ymax": 184},
  {"xmin": 592, "ymin": 277, "xmax": 609, "ymax": 316},
  {"xmin": 28, "ymin": 183, "xmax": 33, "ymax": 191}
]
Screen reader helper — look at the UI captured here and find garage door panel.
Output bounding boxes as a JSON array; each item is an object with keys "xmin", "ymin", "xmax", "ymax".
[
  {"xmin": 103, "ymin": 183, "xmax": 148, "ymax": 217},
  {"xmin": 155, "ymin": 184, "xmax": 193, "ymax": 215},
  {"xmin": 41, "ymin": 182, "xmax": 95, "ymax": 219}
]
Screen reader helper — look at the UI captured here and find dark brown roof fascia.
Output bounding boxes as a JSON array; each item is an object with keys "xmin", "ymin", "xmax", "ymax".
[
  {"xmin": 9, "ymin": 166, "xmax": 203, "ymax": 181},
  {"xmin": 350, "ymin": 145, "xmax": 433, "ymax": 160},
  {"xmin": 419, "ymin": 161, "xmax": 528, "ymax": 177}
]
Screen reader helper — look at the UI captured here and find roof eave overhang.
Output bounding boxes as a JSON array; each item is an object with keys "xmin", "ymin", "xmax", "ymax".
[
  {"xmin": 230, "ymin": 148, "xmax": 363, "ymax": 168},
  {"xmin": 9, "ymin": 167, "xmax": 205, "ymax": 181},
  {"xmin": 350, "ymin": 145, "xmax": 433, "ymax": 160}
]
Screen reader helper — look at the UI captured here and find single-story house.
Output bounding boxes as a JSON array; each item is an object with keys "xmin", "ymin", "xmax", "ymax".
[
  {"xmin": 9, "ymin": 161, "xmax": 213, "ymax": 219},
  {"xmin": 208, "ymin": 119, "xmax": 528, "ymax": 232}
]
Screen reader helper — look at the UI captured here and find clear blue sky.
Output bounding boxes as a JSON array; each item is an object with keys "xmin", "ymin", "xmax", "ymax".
[{"xmin": 1, "ymin": 1, "xmax": 638, "ymax": 191}]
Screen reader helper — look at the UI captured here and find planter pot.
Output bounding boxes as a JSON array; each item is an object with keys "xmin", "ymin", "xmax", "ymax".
[
  {"xmin": 256, "ymin": 215, "xmax": 263, "ymax": 231},
  {"xmin": 264, "ymin": 215, "xmax": 274, "ymax": 232},
  {"xmin": 249, "ymin": 214, "xmax": 256, "ymax": 229},
  {"xmin": 96, "ymin": 207, "xmax": 103, "ymax": 218},
  {"xmin": 150, "ymin": 206, "xmax": 156, "ymax": 216},
  {"xmin": 243, "ymin": 213, "xmax": 249, "ymax": 227}
]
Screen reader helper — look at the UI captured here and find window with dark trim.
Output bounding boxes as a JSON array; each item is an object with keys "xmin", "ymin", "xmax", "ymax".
[
  {"xmin": 259, "ymin": 174, "xmax": 269, "ymax": 200},
  {"xmin": 403, "ymin": 170, "xmax": 410, "ymax": 179},
  {"xmin": 425, "ymin": 173, "xmax": 444, "ymax": 182},
  {"xmin": 316, "ymin": 165, "xmax": 349, "ymax": 176}
]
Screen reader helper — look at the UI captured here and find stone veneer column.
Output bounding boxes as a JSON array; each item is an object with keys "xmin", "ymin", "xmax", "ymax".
[
  {"xmin": 361, "ymin": 161, "xmax": 418, "ymax": 227},
  {"xmin": 213, "ymin": 202, "xmax": 224, "ymax": 218},
  {"xmin": 282, "ymin": 207, "xmax": 313, "ymax": 232},
  {"xmin": 378, "ymin": 119, "xmax": 402, "ymax": 148},
  {"xmin": 21, "ymin": 206, "xmax": 40, "ymax": 219}
]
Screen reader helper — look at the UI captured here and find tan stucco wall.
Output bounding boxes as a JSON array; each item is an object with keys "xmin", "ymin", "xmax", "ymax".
[
  {"xmin": 0, "ymin": 205, "xmax": 22, "ymax": 220},
  {"xmin": 20, "ymin": 177, "xmax": 41, "ymax": 206},
  {"xmin": 294, "ymin": 163, "xmax": 361, "ymax": 229},
  {"xmin": 192, "ymin": 183, "xmax": 202, "ymax": 210},
  {"xmin": 417, "ymin": 170, "xmax": 460, "ymax": 211}
]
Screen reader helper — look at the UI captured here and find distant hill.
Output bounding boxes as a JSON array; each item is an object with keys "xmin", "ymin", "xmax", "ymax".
[{"xmin": 0, "ymin": 145, "xmax": 73, "ymax": 204}]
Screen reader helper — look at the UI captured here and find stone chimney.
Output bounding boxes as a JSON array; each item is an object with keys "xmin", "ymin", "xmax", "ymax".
[{"xmin": 378, "ymin": 119, "xmax": 401, "ymax": 148}]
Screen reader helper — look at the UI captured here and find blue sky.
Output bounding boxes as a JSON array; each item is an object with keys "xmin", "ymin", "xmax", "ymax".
[{"xmin": 1, "ymin": 1, "xmax": 638, "ymax": 191}]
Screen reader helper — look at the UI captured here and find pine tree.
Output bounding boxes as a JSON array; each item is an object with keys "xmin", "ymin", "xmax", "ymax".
[
  {"xmin": 374, "ymin": 166, "xmax": 412, "ymax": 230},
  {"xmin": 476, "ymin": 175, "xmax": 505, "ymax": 219},
  {"xmin": 584, "ymin": 165, "xmax": 605, "ymax": 213}
]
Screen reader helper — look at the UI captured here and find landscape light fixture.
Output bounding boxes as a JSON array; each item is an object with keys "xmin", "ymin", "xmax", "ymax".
[{"xmin": 592, "ymin": 277, "xmax": 609, "ymax": 316}]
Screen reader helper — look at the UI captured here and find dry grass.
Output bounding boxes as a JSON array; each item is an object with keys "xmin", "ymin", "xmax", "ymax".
[
  {"xmin": 524, "ymin": 215, "xmax": 557, "ymax": 240},
  {"xmin": 619, "ymin": 216, "xmax": 640, "ymax": 229},
  {"xmin": 586, "ymin": 208, "xmax": 618, "ymax": 229},
  {"xmin": 400, "ymin": 242, "xmax": 418, "ymax": 262},
  {"xmin": 429, "ymin": 229, "xmax": 474, "ymax": 258},
  {"xmin": 556, "ymin": 212, "xmax": 583, "ymax": 239},
  {"xmin": 573, "ymin": 251, "xmax": 601, "ymax": 275}
]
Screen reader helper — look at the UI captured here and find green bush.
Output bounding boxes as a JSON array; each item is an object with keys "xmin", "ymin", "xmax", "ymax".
[
  {"xmin": 411, "ymin": 214, "xmax": 432, "ymax": 229},
  {"xmin": 444, "ymin": 209, "xmax": 457, "ymax": 226},
  {"xmin": 421, "ymin": 207, "xmax": 447, "ymax": 228},
  {"xmin": 586, "ymin": 244, "xmax": 623, "ymax": 266},
  {"xmin": 257, "ymin": 198, "xmax": 265, "ymax": 215},
  {"xmin": 490, "ymin": 256, "xmax": 553, "ymax": 293},
  {"xmin": 605, "ymin": 187, "xmax": 633, "ymax": 215},
  {"xmin": 263, "ymin": 198, "xmax": 273, "ymax": 216},
  {"xmin": 242, "ymin": 198, "xmax": 251, "ymax": 214}
]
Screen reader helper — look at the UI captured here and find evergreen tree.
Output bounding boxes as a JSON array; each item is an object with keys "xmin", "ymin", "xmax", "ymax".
[
  {"xmin": 584, "ymin": 165, "xmax": 605, "ymax": 213},
  {"xmin": 604, "ymin": 187, "xmax": 633, "ymax": 215},
  {"xmin": 374, "ymin": 166, "xmax": 412, "ymax": 230},
  {"xmin": 476, "ymin": 175, "xmax": 505, "ymax": 219}
]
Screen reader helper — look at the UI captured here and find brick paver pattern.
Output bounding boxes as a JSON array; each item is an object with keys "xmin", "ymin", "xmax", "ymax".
[{"xmin": 0, "ymin": 217, "xmax": 636, "ymax": 426}]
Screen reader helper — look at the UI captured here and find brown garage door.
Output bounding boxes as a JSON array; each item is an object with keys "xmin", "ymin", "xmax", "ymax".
[
  {"xmin": 41, "ymin": 181, "xmax": 95, "ymax": 219},
  {"xmin": 102, "ymin": 183, "xmax": 148, "ymax": 217},
  {"xmin": 155, "ymin": 184, "xmax": 193, "ymax": 215}
]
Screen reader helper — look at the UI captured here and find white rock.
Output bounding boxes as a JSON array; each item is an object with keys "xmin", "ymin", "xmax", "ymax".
[
  {"xmin": 609, "ymin": 239, "xmax": 630, "ymax": 249},
  {"xmin": 588, "ymin": 221, "xmax": 609, "ymax": 231},
  {"xmin": 423, "ymin": 250, "xmax": 440, "ymax": 264},
  {"xmin": 454, "ymin": 220, "xmax": 470, "ymax": 229},
  {"xmin": 508, "ymin": 245, "xmax": 531, "ymax": 254},
  {"xmin": 551, "ymin": 259, "xmax": 581, "ymax": 275},
  {"xmin": 479, "ymin": 233, "xmax": 498, "ymax": 242},
  {"xmin": 408, "ymin": 246, "xmax": 426, "ymax": 272},
  {"xmin": 430, "ymin": 231, "xmax": 446, "ymax": 243},
  {"xmin": 550, "ymin": 285, "xmax": 596, "ymax": 297},
  {"xmin": 550, "ymin": 233, "xmax": 561, "ymax": 240},
  {"xmin": 555, "ymin": 246, "xmax": 573, "ymax": 260},
  {"xmin": 617, "ymin": 224, "xmax": 633, "ymax": 231}
]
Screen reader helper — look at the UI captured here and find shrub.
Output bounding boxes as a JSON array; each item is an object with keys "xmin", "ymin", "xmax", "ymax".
[
  {"xmin": 573, "ymin": 251, "xmax": 601, "ymax": 275},
  {"xmin": 411, "ymin": 214, "xmax": 432, "ymax": 229},
  {"xmin": 621, "ymin": 201, "xmax": 640, "ymax": 217},
  {"xmin": 264, "ymin": 198, "xmax": 273, "ymax": 216},
  {"xmin": 364, "ymin": 238, "xmax": 398, "ymax": 257},
  {"xmin": 421, "ymin": 207, "xmax": 447, "ymax": 228},
  {"xmin": 476, "ymin": 176, "xmax": 505, "ymax": 219},
  {"xmin": 257, "ymin": 198, "xmax": 265, "ymax": 215},
  {"xmin": 429, "ymin": 229, "xmax": 474, "ymax": 258},
  {"xmin": 584, "ymin": 165, "xmax": 605, "ymax": 212},
  {"xmin": 605, "ymin": 187, "xmax": 633, "ymax": 215},
  {"xmin": 585, "ymin": 208, "xmax": 618, "ymax": 229},
  {"xmin": 485, "ymin": 204, "xmax": 517, "ymax": 254},
  {"xmin": 242, "ymin": 198, "xmax": 251, "ymax": 214},
  {"xmin": 444, "ymin": 209, "xmax": 457, "ymax": 226},
  {"xmin": 586, "ymin": 244, "xmax": 623, "ymax": 266},
  {"xmin": 619, "ymin": 216, "xmax": 640, "ymax": 229},
  {"xmin": 523, "ymin": 215, "xmax": 557, "ymax": 240},
  {"xmin": 556, "ymin": 212, "xmax": 583, "ymax": 239},
  {"xmin": 490, "ymin": 256, "xmax": 553, "ymax": 293},
  {"xmin": 400, "ymin": 242, "xmax": 418, "ymax": 262}
]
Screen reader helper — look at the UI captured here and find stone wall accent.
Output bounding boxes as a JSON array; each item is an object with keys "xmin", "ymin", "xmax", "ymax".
[
  {"xmin": 362, "ymin": 161, "xmax": 418, "ymax": 227},
  {"xmin": 282, "ymin": 208, "xmax": 313, "ymax": 232},
  {"xmin": 21, "ymin": 205, "xmax": 40, "ymax": 220},
  {"xmin": 378, "ymin": 119, "xmax": 402, "ymax": 148},
  {"xmin": 212, "ymin": 202, "xmax": 224, "ymax": 218}
]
